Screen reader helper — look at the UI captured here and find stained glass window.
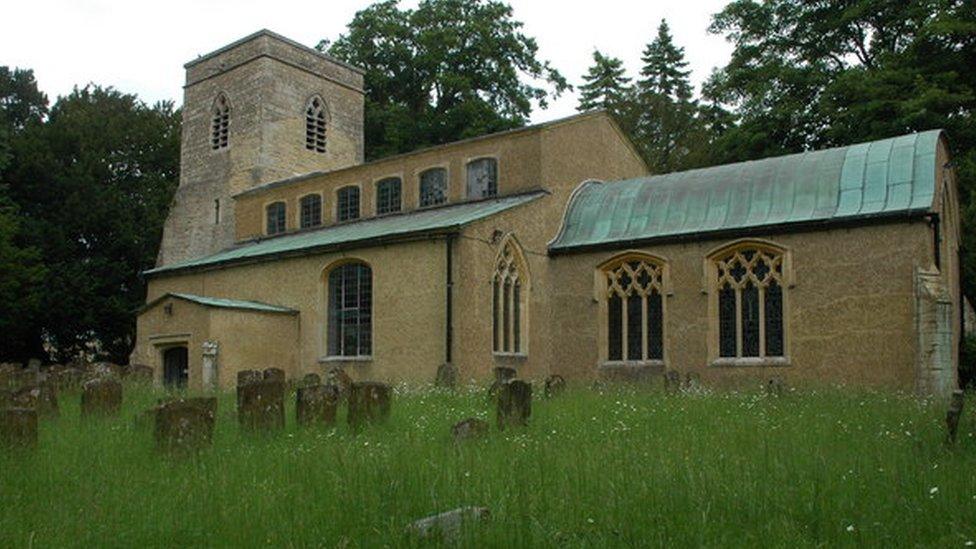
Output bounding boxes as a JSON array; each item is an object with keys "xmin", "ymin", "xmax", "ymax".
[
  {"xmin": 327, "ymin": 262, "xmax": 372, "ymax": 357},
  {"xmin": 420, "ymin": 168, "xmax": 447, "ymax": 207},
  {"xmin": 376, "ymin": 177, "xmax": 401, "ymax": 215},
  {"xmin": 603, "ymin": 256, "xmax": 666, "ymax": 362},
  {"xmin": 714, "ymin": 246, "xmax": 786, "ymax": 359}
]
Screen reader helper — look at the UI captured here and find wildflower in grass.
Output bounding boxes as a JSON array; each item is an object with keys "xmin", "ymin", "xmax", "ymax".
[
  {"xmin": 846, "ymin": 525, "xmax": 855, "ymax": 532},
  {"xmin": 929, "ymin": 487, "xmax": 939, "ymax": 496}
]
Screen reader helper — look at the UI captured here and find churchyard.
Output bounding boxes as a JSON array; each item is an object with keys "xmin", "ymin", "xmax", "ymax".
[{"xmin": 1, "ymin": 367, "xmax": 975, "ymax": 547}]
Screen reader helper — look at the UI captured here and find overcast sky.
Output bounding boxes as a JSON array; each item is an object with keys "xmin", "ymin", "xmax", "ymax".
[{"xmin": 2, "ymin": 0, "xmax": 734, "ymax": 123}]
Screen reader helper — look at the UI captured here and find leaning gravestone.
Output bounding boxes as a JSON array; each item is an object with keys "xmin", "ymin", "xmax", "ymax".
[
  {"xmin": 496, "ymin": 380, "xmax": 532, "ymax": 430},
  {"xmin": 237, "ymin": 370, "xmax": 264, "ymax": 407},
  {"xmin": 0, "ymin": 408, "xmax": 37, "ymax": 449},
  {"xmin": 451, "ymin": 417, "xmax": 488, "ymax": 442},
  {"xmin": 154, "ymin": 397, "xmax": 217, "ymax": 453},
  {"xmin": 263, "ymin": 368, "xmax": 286, "ymax": 383},
  {"xmin": 238, "ymin": 379, "xmax": 285, "ymax": 432},
  {"xmin": 348, "ymin": 382, "xmax": 391, "ymax": 429},
  {"xmin": 81, "ymin": 378, "xmax": 123, "ymax": 417},
  {"xmin": 296, "ymin": 385, "xmax": 339, "ymax": 427},
  {"xmin": 435, "ymin": 363, "xmax": 458, "ymax": 389},
  {"xmin": 544, "ymin": 375, "xmax": 566, "ymax": 398}
]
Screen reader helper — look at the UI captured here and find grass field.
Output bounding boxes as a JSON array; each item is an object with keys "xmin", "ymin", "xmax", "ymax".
[{"xmin": 1, "ymin": 383, "xmax": 974, "ymax": 547}]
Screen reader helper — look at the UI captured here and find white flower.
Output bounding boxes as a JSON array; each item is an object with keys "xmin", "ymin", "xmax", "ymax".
[
  {"xmin": 846, "ymin": 525, "xmax": 855, "ymax": 533},
  {"xmin": 929, "ymin": 487, "xmax": 939, "ymax": 495}
]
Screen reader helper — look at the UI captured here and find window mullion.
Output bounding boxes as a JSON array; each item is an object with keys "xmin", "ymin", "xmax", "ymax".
[
  {"xmin": 758, "ymin": 284, "xmax": 766, "ymax": 359},
  {"xmin": 620, "ymin": 290, "xmax": 628, "ymax": 361},
  {"xmin": 641, "ymin": 291, "xmax": 648, "ymax": 361},
  {"xmin": 735, "ymin": 286, "xmax": 743, "ymax": 358}
]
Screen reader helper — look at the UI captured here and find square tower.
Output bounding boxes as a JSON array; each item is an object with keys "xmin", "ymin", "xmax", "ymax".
[{"xmin": 157, "ymin": 30, "xmax": 365, "ymax": 266}]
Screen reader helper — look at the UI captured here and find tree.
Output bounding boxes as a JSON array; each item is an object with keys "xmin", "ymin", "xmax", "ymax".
[
  {"xmin": 577, "ymin": 50, "xmax": 631, "ymax": 113},
  {"xmin": 2, "ymin": 85, "xmax": 180, "ymax": 363},
  {"xmin": 323, "ymin": 0, "xmax": 569, "ymax": 160},
  {"xmin": 0, "ymin": 187, "xmax": 45, "ymax": 361},
  {"xmin": 704, "ymin": 0, "xmax": 976, "ymax": 300},
  {"xmin": 639, "ymin": 20, "xmax": 693, "ymax": 103}
]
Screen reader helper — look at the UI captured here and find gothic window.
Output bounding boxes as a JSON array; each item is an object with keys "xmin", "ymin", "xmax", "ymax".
[
  {"xmin": 211, "ymin": 94, "xmax": 229, "ymax": 150},
  {"xmin": 492, "ymin": 238, "xmax": 528, "ymax": 354},
  {"xmin": 336, "ymin": 186, "xmax": 360, "ymax": 222},
  {"xmin": 327, "ymin": 262, "xmax": 372, "ymax": 357},
  {"xmin": 266, "ymin": 201, "xmax": 286, "ymax": 235},
  {"xmin": 603, "ymin": 255, "xmax": 665, "ymax": 362},
  {"xmin": 466, "ymin": 158, "xmax": 497, "ymax": 199},
  {"xmin": 305, "ymin": 96, "xmax": 327, "ymax": 153},
  {"xmin": 714, "ymin": 245, "xmax": 786, "ymax": 359},
  {"xmin": 376, "ymin": 177, "xmax": 402, "ymax": 215},
  {"xmin": 419, "ymin": 168, "xmax": 448, "ymax": 207},
  {"xmin": 300, "ymin": 194, "xmax": 322, "ymax": 229}
]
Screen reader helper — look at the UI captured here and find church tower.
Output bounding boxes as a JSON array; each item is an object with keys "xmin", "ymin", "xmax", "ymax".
[{"xmin": 157, "ymin": 30, "xmax": 365, "ymax": 266}]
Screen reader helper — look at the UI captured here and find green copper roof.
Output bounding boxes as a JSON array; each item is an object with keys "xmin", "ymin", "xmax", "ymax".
[
  {"xmin": 148, "ymin": 293, "xmax": 298, "ymax": 314},
  {"xmin": 147, "ymin": 191, "xmax": 545, "ymax": 276},
  {"xmin": 550, "ymin": 130, "xmax": 943, "ymax": 252}
]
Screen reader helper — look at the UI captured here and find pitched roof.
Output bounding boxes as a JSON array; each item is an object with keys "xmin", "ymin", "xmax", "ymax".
[
  {"xmin": 146, "ymin": 191, "xmax": 546, "ymax": 277},
  {"xmin": 549, "ymin": 130, "xmax": 943, "ymax": 253},
  {"xmin": 145, "ymin": 293, "xmax": 298, "ymax": 314}
]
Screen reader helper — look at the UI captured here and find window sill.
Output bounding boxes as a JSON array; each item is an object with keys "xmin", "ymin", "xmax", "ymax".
[
  {"xmin": 598, "ymin": 360, "xmax": 665, "ymax": 381},
  {"xmin": 493, "ymin": 352, "xmax": 528, "ymax": 361},
  {"xmin": 710, "ymin": 357, "xmax": 791, "ymax": 368},
  {"xmin": 318, "ymin": 355, "xmax": 373, "ymax": 364}
]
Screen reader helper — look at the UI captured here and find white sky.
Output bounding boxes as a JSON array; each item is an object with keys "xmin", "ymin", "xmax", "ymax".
[{"xmin": 2, "ymin": 0, "xmax": 734, "ymax": 123}]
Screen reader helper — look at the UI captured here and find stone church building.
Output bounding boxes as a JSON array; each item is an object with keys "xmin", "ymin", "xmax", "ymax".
[{"xmin": 132, "ymin": 30, "xmax": 962, "ymax": 395}]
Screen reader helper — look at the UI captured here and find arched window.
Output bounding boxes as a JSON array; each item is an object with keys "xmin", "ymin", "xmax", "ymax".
[
  {"xmin": 713, "ymin": 244, "xmax": 787, "ymax": 359},
  {"xmin": 336, "ymin": 186, "xmax": 360, "ymax": 222},
  {"xmin": 327, "ymin": 262, "xmax": 372, "ymax": 357},
  {"xmin": 419, "ymin": 168, "xmax": 447, "ymax": 207},
  {"xmin": 492, "ymin": 237, "xmax": 528, "ymax": 354},
  {"xmin": 466, "ymin": 158, "xmax": 497, "ymax": 199},
  {"xmin": 305, "ymin": 96, "xmax": 327, "ymax": 153},
  {"xmin": 376, "ymin": 177, "xmax": 402, "ymax": 215},
  {"xmin": 300, "ymin": 194, "xmax": 322, "ymax": 229},
  {"xmin": 602, "ymin": 254, "xmax": 666, "ymax": 362},
  {"xmin": 211, "ymin": 94, "xmax": 230, "ymax": 150},
  {"xmin": 266, "ymin": 201, "xmax": 286, "ymax": 235}
]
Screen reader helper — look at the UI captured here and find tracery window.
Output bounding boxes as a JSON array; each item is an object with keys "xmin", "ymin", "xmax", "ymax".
[
  {"xmin": 305, "ymin": 96, "xmax": 327, "ymax": 153},
  {"xmin": 492, "ymin": 238, "xmax": 527, "ymax": 354},
  {"xmin": 466, "ymin": 158, "xmax": 497, "ymax": 199},
  {"xmin": 603, "ymin": 256, "xmax": 665, "ymax": 362},
  {"xmin": 266, "ymin": 201, "xmax": 286, "ymax": 235},
  {"xmin": 336, "ymin": 186, "xmax": 360, "ymax": 222},
  {"xmin": 211, "ymin": 94, "xmax": 229, "ymax": 150},
  {"xmin": 715, "ymin": 246, "xmax": 785, "ymax": 359},
  {"xmin": 300, "ymin": 194, "xmax": 322, "ymax": 229},
  {"xmin": 327, "ymin": 262, "xmax": 372, "ymax": 357},
  {"xmin": 376, "ymin": 177, "xmax": 402, "ymax": 215},
  {"xmin": 419, "ymin": 168, "xmax": 447, "ymax": 207}
]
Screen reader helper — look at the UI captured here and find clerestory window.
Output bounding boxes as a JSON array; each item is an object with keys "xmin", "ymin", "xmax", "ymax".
[
  {"xmin": 300, "ymin": 194, "xmax": 322, "ymax": 229},
  {"xmin": 336, "ymin": 186, "xmax": 360, "ymax": 222},
  {"xmin": 375, "ymin": 177, "xmax": 402, "ymax": 215},
  {"xmin": 466, "ymin": 158, "xmax": 497, "ymax": 199}
]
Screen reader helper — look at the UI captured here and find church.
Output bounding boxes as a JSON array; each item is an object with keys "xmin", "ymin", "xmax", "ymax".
[{"xmin": 131, "ymin": 30, "xmax": 961, "ymax": 396}]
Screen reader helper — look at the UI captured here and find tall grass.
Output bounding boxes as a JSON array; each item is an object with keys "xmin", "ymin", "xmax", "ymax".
[{"xmin": 1, "ymin": 384, "xmax": 974, "ymax": 547}]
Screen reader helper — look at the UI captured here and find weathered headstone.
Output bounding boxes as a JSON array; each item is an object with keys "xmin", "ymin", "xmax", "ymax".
[
  {"xmin": 451, "ymin": 417, "xmax": 488, "ymax": 442},
  {"xmin": 946, "ymin": 389, "xmax": 965, "ymax": 444},
  {"xmin": 92, "ymin": 362, "xmax": 123, "ymax": 379},
  {"xmin": 407, "ymin": 507, "xmax": 490, "ymax": 541},
  {"xmin": 238, "ymin": 379, "xmax": 285, "ymax": 432},
  {"xmin": 684, "ymin": 372, "xmax": 702, "ymax": 391},
  {"xmin": 0, "ymin": 408, "xmax": 37, "ymax": 449},
  {"xmin": 263, "ymin": 367, "xmax": 286, "ymax": 384},
  {"xmin": 81, "ymin": 378, "xmax": 122, "ymax": 417},
  {"xmin": 51, "ymin": 367, "xmax": 83, "ymax": 391},
  {"xmin": 435, "ymin": 363, "xmax": 458, "ymax": 389},
  {"xmin": 300, "ymin": 373, "xmax": 322, "ymax": 387},
  {"xmin": 496, "ymin": 380, "xmax": 532, "ymax": 430},
  {"xmin": 5, "ymin": 384, "xmax": 58, "ymax": 418},
  {"xmin": 348, "ymin": 382, "xmax": 392, "ymax": 429},
  {"xmin": 26, "ymin": 358, "xmax": 41, "ymax": 373},
  {"xmin": 128, "ymin": 364, "xmax": 154, "ymax": 383},
  {"xmin": 296, "ymin": 384, "xmax": 339, "ymax": 427},
  {"xmin": 766, "ymin": 377, "xmax": 786, "ymax": 397},
  {"xmin": 326, "ymin": 366, "xmax": 353, "ymax": 399},
  {"xmin": 237, "ymin": 369, "xmax": 263, "ymax": 407},
  {"xmin": 664, "ymin": 370, "xmax": 681, "ymax": 394},
  {"xmin": 544, "ymin": 374, "xmax": 566, "ymax": 398},
  {"xmin": 487, "ymin": 367, "xmax": 518, "ymax": 400},
  {"xmin": 154, "ymin": 397, "xmax": 217, "ymax": 453}
]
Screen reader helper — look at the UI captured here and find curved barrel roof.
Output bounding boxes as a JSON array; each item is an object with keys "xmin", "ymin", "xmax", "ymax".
[{"xmin": 550, "ymin": 130, "xmax": 943, "ymax": 252}]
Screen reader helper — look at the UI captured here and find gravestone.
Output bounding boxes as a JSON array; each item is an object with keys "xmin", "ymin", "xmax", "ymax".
[
  {"xmin": 81, "ymin": 378, "xmax": 123, "ymax": 417},
  {"xmin": 766, "ymin": 377, "xmax": 786, "ymax": 397},
  {"xmin": 128, "ymin": 364, "xmax": 154, "ymax": 383},
  {"xmin": 301, "ymin": 373, "xmax": 322, "ymax": 387},
  {"xmin": 326, "ymin": 366, "xmax": 353, "ymax": 399},
  {"xmin": 496, "ymin": 380, "xmax": 532, "ymax": 430},
  {"xmin": 664, "ymin": 370, "xmax": 681, "ymax": 394},
  {"xmin": 238, "ymin": 379, "xmax": 285, "ymax": 432},
  {"xmin": 0, "ymin": 408, "xmax": 37, "ymax": 448},
  {"xmin": 154, "ymin": 397, "xmax": 217, "ymax": 453},
  {"xmin": 52, "ymin": 367, "xmax": 83, "ymax": 391},
  {"xmin": 263, "ymin": 368, "xmax": 286, "ymax": 384},
  {"xmin": 296, "ymin": 384, "xmax": 339, "ymax": 427},
  {"xmin": 435, "ymin": 363, "xmax": 458, "ymax": 389},
  {"xmin": 26, "ymin": 358, "xmax": 41, "ymax": 373},
  {"xmin": 684, "ymin": 372, "xmax": 702, "ymax": 391},
  {"xmin": 348, "ymin": 382, "xmax": 391, "ymax": 429},
  {"xmin": 946, "ymin": 389, "xmax": 965, "ymax": 444},
  {"xmin": 92, "ymin": 362, "xmax": 123, "ymax": 379},
  {"xmin": 544, "ymin": 375, "xmax": 566, "ymax": 398},
  {"xmin": 451, "ymin": 417, "xmax": 488, "ymax": 442},
  {"xmin": 5, "ymin": 384, "xmax": 58, "ymax": 418},
  {"xmin": 487, "ymin": 367, "xmax": 518, "ymax": 400},
  {"xmin": 237, "ymin": 370, "xmax": 263, "ymax": 406}
]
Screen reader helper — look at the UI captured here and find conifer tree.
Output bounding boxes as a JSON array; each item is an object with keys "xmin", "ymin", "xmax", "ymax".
[
  {"xmin": 577, "ymin": 50, "xmax": 631, "ymax": 112},
  {"xmin": 639, "ymin": 20, "xmax": 693, "ymax": 102}
]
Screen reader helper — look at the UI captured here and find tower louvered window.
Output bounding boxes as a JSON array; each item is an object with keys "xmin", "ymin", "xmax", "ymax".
[
  {"xmin": 715, "ymin": 247, "xmax": 785, "ymax": 359},
  {"xmin": 604, "ymin": 257, "xmax": 665, "ymax": 362},
  {"xmin": 305, "ymin": 97, "xmax": 327, "ymax": 153},
  {"xmin": 211, "ymin": 94, "xmax": 229, "ymax": 150},
  {"xmin": 492, "ymin": 239, "xmax": 527, "ymax": 354}
]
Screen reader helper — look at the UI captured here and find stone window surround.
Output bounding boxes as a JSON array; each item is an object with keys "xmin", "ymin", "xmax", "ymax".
[
  {"xmin": 492, "ymin": 234, "xmax": 530, "ymax": 358},
  {"xmin": 303, "ymin": 94, "xmax": 329, "ymax": 154},
  {"xmin": 703, "ymin": 238, "xmax": 794, "ymax": 368},
  {"xmin": 210, "ymin": 93, "xmax": 230, "ymax": 152},
  {"xmin": 264, "ymin": 200, "xmax": 288, "ymax": 236},
  {"xmin": 415, "ymin": 163, "xmax": 451, "ymax": 209},
  {"xmin": 298, "ymin": 192, "xmax": 324, "ymax": 229},
  {"xmin": 463, "ymin": 154, "xmax": 500, "ymax": 200},
  {"xmin": 594, "ymin": 251, "xmax": 672, "ymax": 372},
  {"xmin": 372, "ymin": 173, "xmax": 404, "ymax": 216}
]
